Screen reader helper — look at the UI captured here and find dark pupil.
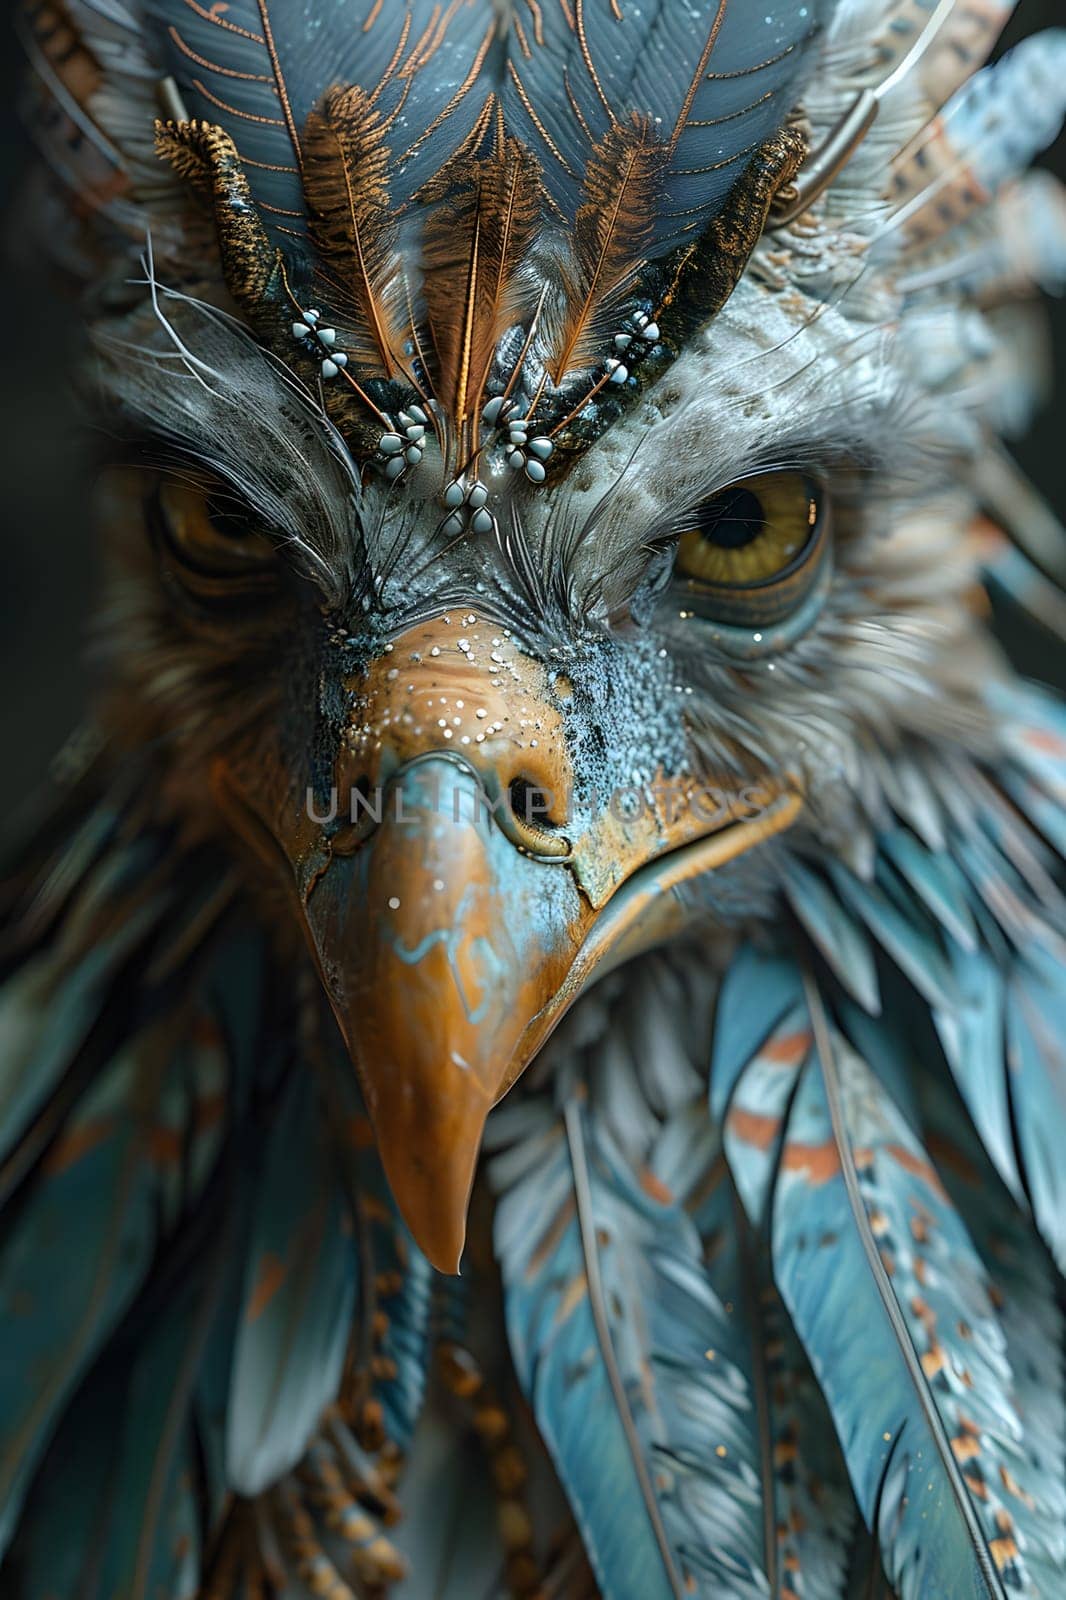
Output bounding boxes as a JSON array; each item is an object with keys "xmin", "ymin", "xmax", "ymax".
[
  {"xmin": 206, "ymin": 494, "xmax": 253, "ymax": 540},
  {"xmin": 697, "ymin": 486, "xmax": 765, "ymax": 549}
]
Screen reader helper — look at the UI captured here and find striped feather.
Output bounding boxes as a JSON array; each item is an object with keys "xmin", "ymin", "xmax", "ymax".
[
  {"xmin": 773, "ymin": 982, "xmax": 1035, "ymax": 1600},
  {"xmin": 490, "ymin": 1091, "xmax": 771, "ymax": 1599},
  {"xmin": 888, "ymin": 32, "xmax": 1066, "ymax": 250},
  {"xmin": 920, "ymin": 1077, "xmax": 1066, "ymax": 1595},
  {"xmin": 421, "ymin": 133, "xmax": 544, "ymax": 434},
  {"xmin": 302, "ymin": 85, "xmax": 405, "ymax": 377},
  {"xmin": 653, "ymin": 1104, "xmax": 856, "ymax": 1600}
]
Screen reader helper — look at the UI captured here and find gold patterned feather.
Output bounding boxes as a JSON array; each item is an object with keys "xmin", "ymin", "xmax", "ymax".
[
  {"xmin": 549, "ymin": 121, "xmax": 666, "ymax": 384},
  {"xmin": 302, "ymin": 85, "xmax": 405, "ymax": 379},
  {"xmin": 420, "ymin": 134, "xmax": 543, "ymax": 443}
]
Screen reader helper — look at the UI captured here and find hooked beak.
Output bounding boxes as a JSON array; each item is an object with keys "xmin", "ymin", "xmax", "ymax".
[
  {"xmin": 220, "ymin": 615, "xmax": 801, "ymax": 1272},
  {"xmin": 300, "ymin": 755, "xmax": 588, "ymax": 1273}
]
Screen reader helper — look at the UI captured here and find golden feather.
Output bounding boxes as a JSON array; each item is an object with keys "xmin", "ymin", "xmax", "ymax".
[
  {"xmin": 550, "ymin": 121, "xmax": 666, "ymax": 384},
  {"xmin": 420, "ymin": 136, "xmax": 544, "ymax": 441},
  {"xmin": 302, "ymin": 85, "xmax": 404, "ymax": 378}
]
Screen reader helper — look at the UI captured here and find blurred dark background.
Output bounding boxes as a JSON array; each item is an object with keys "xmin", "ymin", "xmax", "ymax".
[{"xmin": 0, "ymin": 1, "xmax": 1064, "ymax": 798}]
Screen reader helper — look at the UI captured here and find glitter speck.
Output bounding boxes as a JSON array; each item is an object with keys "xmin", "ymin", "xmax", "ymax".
[{"xmin": 388, "ymin": 896, "xmax": 401, "ymax": 910}]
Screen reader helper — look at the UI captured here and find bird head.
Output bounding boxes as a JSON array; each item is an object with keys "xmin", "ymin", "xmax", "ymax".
[{"xmin": 85, "ymin": 1, "xmax": 1042, "ymax": 1271}]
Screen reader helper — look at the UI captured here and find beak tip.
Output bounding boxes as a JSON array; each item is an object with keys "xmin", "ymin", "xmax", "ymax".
[
  {"xmin": 374, "ymin": 1116, "xmax": 480, "ymax": 1278},
  {"xmin": 402, "ymin": 1199, "xmax": 467, "ymax": 1277}
]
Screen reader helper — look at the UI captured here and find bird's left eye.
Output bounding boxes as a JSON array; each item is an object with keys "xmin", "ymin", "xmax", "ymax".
[
  {"xmin": 674, "ymin": 471, "xmax": 828, "ymax": 628},
  {"xmin": 152, "ymin": 481, "xmax": 279, "ymax": 604}
]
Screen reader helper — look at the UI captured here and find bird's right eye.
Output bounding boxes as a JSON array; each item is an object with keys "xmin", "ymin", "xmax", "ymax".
[
  {"xmin": 152, "ymin": 481, "xmax": 279, "ymax": 603},
  {"xmin": 672, "ymin": 470, "xmax": 830, "ymax": 634}
]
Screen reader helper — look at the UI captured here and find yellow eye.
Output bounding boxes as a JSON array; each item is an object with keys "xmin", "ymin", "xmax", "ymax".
[
  {"xmin": 674, "ymin": 471, "xmax": 828, "ymax": 627},
  {"xmin": 154, "ymin": 481, "xmax": 278, "ymax": 602}
]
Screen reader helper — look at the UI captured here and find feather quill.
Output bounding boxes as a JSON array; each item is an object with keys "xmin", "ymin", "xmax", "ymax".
[
  {"xmin": 490, "ymin": 1092, "xmax": 770, "ymax": 1600},
  {"xmin": 302, "ymin": 86, "xmax": 403, "ymax": 379},
  {"xmin": 773, "ymin": 977, "xmax": 1027, "ymax": 1600},
  {"xmin": 421, "ymin": 135, "xmax": 543, "ymax": 434},
  {"xmin": 549, "ymin": 121, "xmax": 665, "ymax": 384}
]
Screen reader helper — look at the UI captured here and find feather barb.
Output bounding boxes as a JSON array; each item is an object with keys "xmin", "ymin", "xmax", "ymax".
[
  {"xmin": 421, "ymin": 136, "xmax": 543, "ymax": 437},
  {"xmin": 550, "ymin": 121, "xmax": 666, "ymax": 383},
  {"xmin": 303, "ymin": 86, "xmax": 403, "ymax": 378}
]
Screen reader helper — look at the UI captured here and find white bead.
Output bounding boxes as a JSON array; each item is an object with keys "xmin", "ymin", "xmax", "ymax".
[
  {"xmin": 321, "ymin": 358, "xmax": 338, "ymax": 379},
  {"xmin": 405, "ymin": 424, "xmax": 425, "ymax": 442},
  {"xmin": 467, "ymin": 483, "xmax": 488, "ymax": 509},
  {"xmin": 379, "ymin": 433, "xmax": 404, "ymax": 454},
  {"xmin": 509, "ymin": 429, "xmax": 528, "ymax": 445},
  {"xmin": 527, "ymin": 437, "xmax": 553, "ymax": 460},
  {"xmin": 384, "ymin": 456, "xmax": 406, "ymax": 481},
  {"xmin": 613, "ymin": 333, "xmax": 632, "ymax": 351},
  {"xmin": 508, "ymin": 450, "xmax": 525, "ymax": 469},
  {"xmin": 471, "ymin": 508, "xmax": 494, "ymax": 534},
  {"xmin": 609, "ymin": 362, "xmax": 629, "ymax": 385},
  {"xmin": 292, "ymin": 322, "xmax": 310, "ymax": 339},
  {"xmin": 482, "ymin": 396, "xmax": 506, "ymax": 425},
  {"xmin": 404, "ymin": 445, "xmax": 423, "ymax": 465},
  {"xmin": 409, "ymin": 405, "xmax": 428, "ymax": 424},
  {"xmin": 524, "ymin": 459, "xmax": 547, "ymax": 483},
  {"xmin": 304, "ymin": 309, "xmax": 320, "ymax": 323},
  {"xmin": 642, "ymin": 321, "xmax": 659, "ymax": 342},
  {"xmin": 318, "ymin": 327, "xmax": 337, "ymax": 346},
  {"xmin": 443, "ymin": 481, "xmax": 465, "ymax": 509},
  {"xmin": 442, "ymin": 511, "xmax": 465, "ymax": 536},
  {"xmin": 334, "ymin": 352, "xmax": 348, "ymax": 368}
]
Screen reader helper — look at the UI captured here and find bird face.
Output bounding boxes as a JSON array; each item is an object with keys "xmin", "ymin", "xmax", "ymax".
[{"xmin": 99, "ymin": 260, "xmax": 996, "ymax": 1272}]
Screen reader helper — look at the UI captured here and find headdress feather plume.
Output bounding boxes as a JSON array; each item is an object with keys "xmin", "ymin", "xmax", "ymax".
[
  {"xmin": 302, "ymin": 86, "xmax": 404, "ymax": 381},
  {"xmin": 420, "ymin": 134, "xmax": 543, "ymax": 440},
  {"xmin": 550, "ymin": 121, "xmax": 666, "ymax": 384}
]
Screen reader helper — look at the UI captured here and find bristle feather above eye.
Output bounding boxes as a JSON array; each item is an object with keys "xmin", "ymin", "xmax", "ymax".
[
  {"xmin": 420, "ymin": 135, "xmax": 544, "ymax": 434},
  {"xmin": 302, "ymin": 85, "xmax": 405, "ymax": 378},
  {"xmin": 550, "ymin": 120, "xmax": 666, "ymax": 383}
]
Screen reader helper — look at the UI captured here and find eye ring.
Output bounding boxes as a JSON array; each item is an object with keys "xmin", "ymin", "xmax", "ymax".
[{"xmin": 673, "ymin": 471, "xmax": 829, "ymax": 629}]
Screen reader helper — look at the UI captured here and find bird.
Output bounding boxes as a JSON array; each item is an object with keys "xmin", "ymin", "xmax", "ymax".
[{"xmin": 5, "ymin": 0, "xmax": 1066, "ymax": 1595}]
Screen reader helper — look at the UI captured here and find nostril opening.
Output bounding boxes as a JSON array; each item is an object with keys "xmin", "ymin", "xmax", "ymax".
[
  {"xmin": 503, "ymin": 773, "xmax": 571, "ymax": 861},
  {"xmin": 508, "ymin": 774, "xmax": 559, "ymax": 829}
]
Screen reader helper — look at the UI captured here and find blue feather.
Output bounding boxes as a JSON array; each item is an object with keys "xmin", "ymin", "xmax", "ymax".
[
  {"xmin": 149, "ymin": 0, "xmax": 829, "ymax": 260},
  {"xmin": 710, "ymin": 946, "xmax": 813, "ymax": 1228},
  {"xmin": 491, "ymin": 1093, "xmax": 771, "ymax": 1599},
  {"xmin": 781, "ymin": 857, "xmax": 881, "ymax": 1013},
  {"xmin": 0, "ymin": 1025, "xmax": 198, "ymax": 1558},
  {"xmin": 919, "ymin": 1076, "xmax": 1066, "ymax": 1594},
  {"xmin": 321, "ymin": 1049, "xmax": 435, "ymax": 1457},
  {"xmin": 223, "ymin": 1062, "xmax": 357, "ymax": 1497},
  {"xmin": 148, "ymin": 0, "xmax": 507, "ymax": 239},
  {"xmin": 934, "ymin": 929, "xmax": 1066, "ymax": 1276},
  {"xmin": 878, "ymin": 829, "xmax": 978, "ymax": 953},
  {"xmin": 773, "ymin": 985, "xmax": 1031, "ymax": 1600},
  {"xmin": 653, "ymin": 1104, "xmax": 856, "ymax": 1600},
  {"xmin": 502, "ymin": 0, "xmax": 831, "ymax": 252},
  {"xmin": 826, "ymin": 859, "xmax": 960, "ymax": 1012}
]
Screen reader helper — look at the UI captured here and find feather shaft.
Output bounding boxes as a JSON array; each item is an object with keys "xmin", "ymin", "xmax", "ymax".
[
  {"xmin": 551, "ymin": 123, "xmax": 665, "ymax": 383},
  {"xmin": 800, "ymin": 971, "xmax": 1005, "ymax": 1598},
  {"xmin": 562, "ymin": 1099, "xmax": 686, "ymax": 1600}
]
